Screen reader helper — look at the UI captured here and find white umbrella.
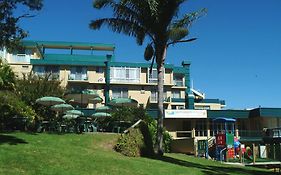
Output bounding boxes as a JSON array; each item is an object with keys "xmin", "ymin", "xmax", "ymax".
[
  {"xmin": 36, "ymin": 96, "xmax": 65, "ymax": 106},
  {"xmin": 50, "ymin": 104, "xmax": 74, "ymax": 113}
]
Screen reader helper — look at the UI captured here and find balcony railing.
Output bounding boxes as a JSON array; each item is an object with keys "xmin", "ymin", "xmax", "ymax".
[
  {"xmin": 9, "ymin": 54, "xmax": 32, "ymax": 63},
  {"xmin": 195, "ymin": 99, "xmax": 225, "ymax": 105},
  {"xmin": 173, "ymin": 80, "xmax": 184, "ymax": 87},
  {"xmin": 35, "ymin": 72, "xmax": 59, "ymax": 80},
  {"xmin": 68, "ymin": 74, "xmax": 88, "ymax": 81},
  {"xmin": 110, "ymin": 77, "xmax": 140, "ymax": 83},
  {"xmin": 148, "ymin": 79, "xmax": 158, "ymax": 83}
]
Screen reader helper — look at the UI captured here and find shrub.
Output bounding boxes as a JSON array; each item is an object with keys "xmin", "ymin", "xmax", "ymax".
[
  {"xmin": 0, "ymin": 91, "xmax": 37, "ymax": 131},
  {"xmin": 115, "ymin": 128, "xmax": 144, "ymax": 157}
]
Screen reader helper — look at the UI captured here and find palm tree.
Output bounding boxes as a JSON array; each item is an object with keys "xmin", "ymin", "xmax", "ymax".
[{"xmin": 90, "ymin": 0, "xmax": 205, "ymax": 155}]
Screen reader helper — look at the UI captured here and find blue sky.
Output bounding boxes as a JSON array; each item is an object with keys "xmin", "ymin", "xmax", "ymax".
[{"xmin": 18, "ymin": 0, "xmax": 281, "ymax": 109}]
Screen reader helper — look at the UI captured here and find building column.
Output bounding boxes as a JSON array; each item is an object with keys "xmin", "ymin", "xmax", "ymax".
[
  {"xmin": 182, "ymin": 61, "xmax": 194, "ymax": 109},
  {"xmin": 104, "ymin": 60, "xmax": 110, "ymax": 105}
]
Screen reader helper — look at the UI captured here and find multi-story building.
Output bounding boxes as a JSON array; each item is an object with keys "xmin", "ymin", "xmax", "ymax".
[
  {"xmin": 1, "ymin": 40, "xmax": 280, "ymax": 154},
  {"xmin": 0, "ymin": 40, "xmax": 225, "ymax": 111}
]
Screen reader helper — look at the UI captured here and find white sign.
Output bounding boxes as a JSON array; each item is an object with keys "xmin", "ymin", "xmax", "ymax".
[
  {"xmin": 164, "ymin": 109, "xmax": 207, "ymax": 119},
  {"xmin": 260, "ymin": 145, "xmax": 267, "ymax": 158}
]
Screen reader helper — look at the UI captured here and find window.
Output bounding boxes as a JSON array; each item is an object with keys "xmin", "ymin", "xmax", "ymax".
[
  {"xmin": 112, "ymin": 88, "xmax": 128, "ymax": 98},
  {"xmin": 110, "ymin": 67, "xmax": 140, "ymax": 83},
  {"xmin": 69, "ymin": 66, "xmax": 87, "ymax": 80},
  {"xmin": 96, "ymin": 67, "xmax": 103, "ymax": 73},
  {"xmin": 173, "ymin": 74, "xmax": 184, "ymax": 86},
  {"xmin": 151, "ymin": 90, "xmax": 157, "ymax": 102},
  {"xmin": 172, "ymin": 90, "xmax": 181, "ymax": 98},
  {"xmin": 33, "ymin": 66, "xmax": 60, "ymax": 79},
  {"xmin": 148, "ymin": 68, "xmax": 158, "ymax": 83},
  {"xmin": 151, "ymin": 89, "xmax": 167, "ymax": 102}
]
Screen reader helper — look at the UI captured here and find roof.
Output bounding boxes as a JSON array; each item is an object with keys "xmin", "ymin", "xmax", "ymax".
[
  {"xmin": 22, "ymin": 40, "xmax": 115, "ymax": 51},
  {"xmin": 207, "ymin": 109, "xmax": 250, "ymax": 119},
  {"xmin": 191, "ymin": 89, "xmax": 205, "ymax": 99},
  {"xmin": 250, "ymin": 108, "xmax": 281, "ymax": 118},
  {"xmin": 31, "ymin": 54, "xmax": 111, "ymax": 66}
]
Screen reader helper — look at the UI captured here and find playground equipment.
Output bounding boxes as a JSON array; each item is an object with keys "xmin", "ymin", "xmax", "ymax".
[{"xmin": 213, "ymin": 118, "xmax": 236, "ymax": 161}]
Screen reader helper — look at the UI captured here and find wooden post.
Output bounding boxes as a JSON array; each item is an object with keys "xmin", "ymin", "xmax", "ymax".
[{"xmin": 192, "ymin": 128, "xmax": 195, "ymax": 138}]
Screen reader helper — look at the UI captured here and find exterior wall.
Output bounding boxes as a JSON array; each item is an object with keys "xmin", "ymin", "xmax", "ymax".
[
  {"xmin": 9, "ymin": 64, "xmax": 32, "ymax": 79},
  {"xmin": 164, "ymin": 69, "xmax": 172, "ymax": 85},
  {"xmin": 89, "ymin": 66, "xmax": 106, "ymax": 83},
  {"xmin": 140, "ymin": 68, "xmax": 147, "ymax": 84},
  {"xmin": 171, "ymin": 138, "xmax": 195, "ymax": 154},
  {"xmin": 59, "ymin": 66, "xmax": 69, "ymax": 87}
]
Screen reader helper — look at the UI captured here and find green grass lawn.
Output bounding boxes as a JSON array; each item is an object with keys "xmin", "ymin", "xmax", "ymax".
[{"xmin": 0, "ymin": 132, "xmax": 277, "ymax": 175}]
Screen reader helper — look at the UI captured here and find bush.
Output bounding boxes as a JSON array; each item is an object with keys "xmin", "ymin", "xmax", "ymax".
[
  {"xmin": 113, "ymin": 107, "xmax": 172, "ymax": 156},
  {"xmin": 115, "ymin": 128, "xmax": 144, "ymax": 157},
  {"xmin": 0, "ymin": 91, "xmax": 37, "ymax": 131}
]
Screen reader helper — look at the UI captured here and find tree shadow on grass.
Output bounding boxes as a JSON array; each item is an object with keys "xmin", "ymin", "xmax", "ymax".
[
  {"xmin": 152, "ymin": 155, "xmax": 278, "ymax": 175},
  {"xmin": 0, "ymin": 134, "xmax": 28, "ymax": 145}
]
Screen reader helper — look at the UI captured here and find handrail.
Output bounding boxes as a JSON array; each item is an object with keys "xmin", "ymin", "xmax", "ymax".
[{"xmin": 220, "ymin": 147, "xmax": 227, "ymax": 162}]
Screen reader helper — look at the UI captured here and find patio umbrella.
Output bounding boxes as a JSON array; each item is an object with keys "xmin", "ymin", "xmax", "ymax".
[
  {"xmin": 95, "ymin": 106, "xmax": 111, "ymax": 112},
  {"xmin": 108, "ymin": 98, "xmax": 138, "ymax": 107},
  {"xmin": 50, "ymin": 104, "xmax": 74, "ymax": 113},
  {"xmin": 92, "ymin": 112, "xmax": 111, "ymax": 118},
  {"xmin": 62, "ymin": 114, "xmax": 79, "ymax": 120},
  {"xmin": 36, "ymin": 96, "xmax": 65, "ymax": 106},
  {"xmin": 89, "ymin": 96, "xmax": 103, "ymax": 104},
  {"xmin": 65, "ymin": 109, "xmax": 84, "ymax": 116}
]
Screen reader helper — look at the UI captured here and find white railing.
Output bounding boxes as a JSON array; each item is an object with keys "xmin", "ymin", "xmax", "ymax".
[
  {"xmin": 110, "ymin": 77, "xmax": 140, "ymax": 83},
  {"xmin": 9, "ymin": 54, "xmax": 32, "ymax": 63},
  {"xmin": 68, "ymin": 74, "xmax": 88, "ymax": 81}
]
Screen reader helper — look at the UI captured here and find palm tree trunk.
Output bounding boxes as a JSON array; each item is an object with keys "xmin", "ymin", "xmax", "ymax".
[{"xmin": 156, "ymin": 45, "xmax": 167, "ymax": 156}]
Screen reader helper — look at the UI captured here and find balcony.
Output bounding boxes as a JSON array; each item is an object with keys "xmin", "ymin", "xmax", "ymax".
[
  {"xmin": 195, "ymin": 99, "xmax": 225, "ymax": 105},
  {"xmin": 68, "ymin": 74, "xmax": 88, "ymax": 81},
  {"xmin": 173, "ymin": 80, "xmax": 184, "ymax": 87},
  {"xmin": 34, "ymin": 72, "xmax": 60, "ymax": 80},
  {"xmin": 9, "ymin": 54, "xmax": 32, "ymax": 63}
]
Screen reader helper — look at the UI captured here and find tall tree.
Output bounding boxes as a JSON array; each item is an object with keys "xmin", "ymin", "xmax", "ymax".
[
  {"xmin": 0, "ymin": 0, "xmax": 43, "ymax": 50},
  {"xmin": 90, "ymin": 0, "xmax": 205, "ymax": 155}
]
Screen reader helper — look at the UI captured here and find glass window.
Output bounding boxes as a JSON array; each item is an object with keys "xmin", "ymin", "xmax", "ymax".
[
  {"xmin": 96, "ymin": 67, "xmax": 103, "ymax": 73},
  {"xmin": 148, "ymin": 69, "xmax": 158, "ymax": 83},
  {"xmin": 110, "ymin": 67, "xmax": 140, "ymax": 83},
  {"xmin": 33, "ymin": 66, "xmax": 59, "ymax": 79},
  {"xmin": 69, "ymin": 66, "xmax": 87, "ymax": 80},
  {"xmin": 173, "ymin": 74, "xmax": 184, "ymax": 86},
  {"xmin": 112, "ymin": 88, "xmax": 128, "ymax": 99},
  {"xmin": 151, "ymin": 90, "xmax": 157, "ymax": 102},
  {"xmin": 172, "ymin": 90, "xmax": 181, "ymax": 98}
]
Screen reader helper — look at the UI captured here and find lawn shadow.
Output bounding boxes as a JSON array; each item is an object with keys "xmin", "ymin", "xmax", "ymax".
[
  {"xmin": 151, "ymin": 155, "xmax": 278, "ymax": 175},
  {"xmin": 0, "ymin": 134, "xmax": 28, "ymax": 145}
]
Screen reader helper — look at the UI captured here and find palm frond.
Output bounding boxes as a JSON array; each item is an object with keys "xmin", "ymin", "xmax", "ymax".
[
  {"xmin": 168, "ymin": 27, "xmax": 189, "ymax": 41},
  {"xmin": 90, "ymin": 18, "xmax": 145, "ymax": 39},
  {"xmin": 93, "ymin": 0, "xmax": 114, "ymax": 9},
  {"xmin": 172, "ymin": 8, "xmax": 207, "ymax": 28}
]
